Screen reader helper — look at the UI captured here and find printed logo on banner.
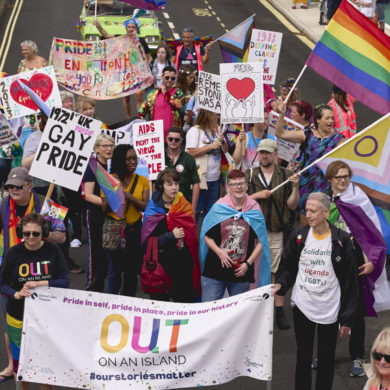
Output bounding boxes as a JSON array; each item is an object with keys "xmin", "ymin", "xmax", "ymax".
[
  {"xmin": 248, "ymin": 29, "xmax": 283, "ymax": 85},
  {"xmin": 0, "ymin": 66, "xmax": 62, "ymax": 120},
  {"xmin": 220, "ymin": 63, "xmax": 264, "ymax": 124},
  {"xmin": 197, "ymin": 71, "xmax": 221, "ymax": 114},
  {"xmin": 29, "ymin": 107, "xmax": 101, "ymax": 191}
]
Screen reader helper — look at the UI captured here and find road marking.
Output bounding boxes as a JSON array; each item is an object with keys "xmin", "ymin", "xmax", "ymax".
[
  {"xmin": 0, "ymin": 0, "xmax": 24, "ymax": 71},
  {"xmin": 162, "ymin": 11, "xmax": 180, "ymax": 40},
  {"xmin": 173, "ymin": 33, "xmax": 180, "ymax": 39},
  {"xmin": 221, "ymin": 23, "xmax": 226, "ymax": 28},
  {"xmin": 168, "ymin": 21, "xmax": 175, "ymax": 29},
  {"xmin": 258, "ymin": 0, "xmax": 315, "ymax": 49},
  {"xmin": 216, "ymin": 16, "xmax": 221, "ymax": 21},
  {"xmin": 192, "ymin": 8, "xmax": 212, "ymax": 16},
  {"xmin": 211, "ymin": 10, "xmax": 216, "ymax": 15},
  {"xmin": 163, "ymin": 12, "xmax": 169, "ymax": 19}
]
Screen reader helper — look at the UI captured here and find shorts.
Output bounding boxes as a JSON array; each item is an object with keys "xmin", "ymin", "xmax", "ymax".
[
  {"xmin": 268, "ymin": 231, "xmax": 284, "ymax": 273},
  {"xmin": 376, "ymin": 2, "xmax": 386, "ymax": 22}
]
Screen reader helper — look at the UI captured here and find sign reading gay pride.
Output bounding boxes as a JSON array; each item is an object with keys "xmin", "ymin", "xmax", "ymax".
[
  {"xmin": 133, "ymin": 120, "xmax": 164, "ymax": 180},
  {"xmin": 29, "ymin": 107, "xmax": 101, "ymax": 191},
  {"xmin": 198, "ymin": 71, "xmax": 221, "ymax": 113},
  {"xmin": 248, "ymin": 29, "xmax": 283, "ymax": 85},
  {"xmin": 0, "ymin": 66, "xmax": 61, "ymax": 120},
  {"xmin": 50, "ymin": 36, "xmax": 154, "ymax": 100},
  {"xmin": 220, "ymin": 62, "xmax": 263, "ymax": 124},
  {"xmin": 19, "ymin": 286, "xmax": 273, "ymax": 390}
]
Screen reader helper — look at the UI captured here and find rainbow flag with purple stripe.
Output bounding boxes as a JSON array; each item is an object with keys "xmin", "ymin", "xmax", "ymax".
[
  {"xmin": 40, "ymin": 199, "xmax": 68, "ymax": 231},
  {"xmin": 305, "ymin": 0, "xmax": 390, "ymax": 115},
  {"xmin": 217, "ymin": 15, "xmax": 255, "ymax": 63},
  {"xmin": 118, "ymin": 0, "xmax": 166, "ymax": 10}
]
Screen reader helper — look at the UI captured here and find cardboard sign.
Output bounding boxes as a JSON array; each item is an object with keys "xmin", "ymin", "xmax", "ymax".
[
  {"xmin": 220, "ymin": 63, "xmax": 264, "ymax": 124},
  {"xmin": 0, "ymin": 66, "xmax": 61, "ymax": 120},
  {"xmin": 50, "ymin": 36, "xmax": 154, "ymax": 100},
  {"xmin": 0, "ymin": 112, "xmax": 19, "ymax": 147},
  {"xmin": 29, "ymin": 107, "xmax": 101, "ymax": 191},
  {"xmin": 267, "ymin": 111, "xmax": 302, "ymax": 162},
  {"xmin": 197, "ymin": 71, "xmax": 221, "ymax": 113},
  {"xmin": 19, "ymin": 285, "xmax": 273, "ymax": 390},
  {"xmin": 248, "ymin": 29, "xmax": 283, "ymax": 85},
  {"xmin": 133, "ymin": 120, "xmax": 164, "ymax": 180},
  {"xmin": 102, "ymin": 129, "xmax": 131, "ymax": 145}
]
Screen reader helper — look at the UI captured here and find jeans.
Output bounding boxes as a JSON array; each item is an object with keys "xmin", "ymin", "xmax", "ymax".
[
  {"xmin": 196, "ymin": 180, "xmax": 220, "ymax": 222},
  {"xmin": 201, "ymin": 276, "xmax": 250, "ymax": 302}
]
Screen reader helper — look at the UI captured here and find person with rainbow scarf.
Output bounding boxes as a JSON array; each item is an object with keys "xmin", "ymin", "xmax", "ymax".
[{"xmin": 141, "ymin": 168, "xmax": 201, "ymax": 302}]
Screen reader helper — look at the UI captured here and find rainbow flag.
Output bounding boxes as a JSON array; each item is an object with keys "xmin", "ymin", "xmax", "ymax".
[
  {"xmin": 118, "ymin": 0, "xmax": 166, "ymax": 10},
  {"xmin": 40, "ymin": 199, "xmax": 68, "ymax": 231},
  {"xmin": 217, "ymin": 15, "xmax": 255, "ymax": 63},
  {"xmin": 88, "ymin": 155, "xmax": 125, "ymax": 218},
  {"xmin": 305, "ymin": 0, "xmax": 390, "ymax": 115}
]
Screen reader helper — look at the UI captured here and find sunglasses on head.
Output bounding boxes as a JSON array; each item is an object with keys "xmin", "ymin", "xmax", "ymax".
[
  {"xmin": 164, "ymin": 76, "xmax": 176, "ymax": 81},
  {"xmin": 167, "ymin": 137, "xmax": 181, "ymax": 143},
  {"xmin": 5, "ymin": 184, "xmax": 23, "ymax": 190},
  {"xmin": 23, "ymin": 231, "xmax": 41, "ymax": 237},
  {"xmin": 372, "ymin": 351, "xmax": 390, "ymax": 363}
]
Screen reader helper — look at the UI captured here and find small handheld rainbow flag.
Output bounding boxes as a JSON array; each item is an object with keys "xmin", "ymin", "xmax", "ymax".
[{"xmin": 40, "ymin": 199, "xmax": 68, "ymax": 231}]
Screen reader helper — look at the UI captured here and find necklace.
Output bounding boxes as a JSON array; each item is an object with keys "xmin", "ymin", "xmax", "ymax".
[{"xmin": 184, "ymin": 46, "xmax": 192, "ymax": 56}]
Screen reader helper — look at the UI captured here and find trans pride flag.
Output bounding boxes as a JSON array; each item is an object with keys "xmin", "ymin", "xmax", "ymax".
[
  {"xmin": 217, "ymin": 15, "xmax": 255, "ymax": 63},
  {"xmin": 305, "ymin": 0, "xmax": 390, "ymax": 115},
  {"xmin": 40, "ymin": 199, "xmax": 68, "ymax": 232}
]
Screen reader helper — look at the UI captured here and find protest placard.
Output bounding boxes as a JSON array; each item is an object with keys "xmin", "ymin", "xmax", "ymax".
[
  {"xmin": 50, "ymin": 36, "xmax": 154, "ymax": 100},
  {"xmin": 248, "ymin": 29, "xmax": 283, "ymax": 85},
  {"xmin": 19, "ymin": 285, "xmax": 273, "ymax": 390},
  {"xmin": 0, "ymin": 66, "xmax": 61, "ymax": 120},
  {"xmin": 0, "ymin": 112, "xmax": 19, "ymax": 147},
  {"xmin": 197, "ymin": 71, "xmax": 221, "ymax": 113},
  {"xmin": 102, "ymin": 129, "xmax": 131, "ymax": 146},
  {"xmin": 29, "ymin": 107, "xmax": 101, "ymax": 191},
  {"xmin": 133, "ymin": 120, "xmax": 164, "ymax": 180},
  {"xmin": 220, "ymin": 62, "xmax": 263, "ymax": 124},
  {"xmin": 267, "ymin": 111, "xmax": 302, "ymax": 162}
]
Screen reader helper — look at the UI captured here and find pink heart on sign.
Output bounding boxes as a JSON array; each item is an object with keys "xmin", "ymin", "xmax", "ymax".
[
  {"xmin": 226, "ymin": 78, "xmax": 255, "ymax": 101},
  {"xmin": 10, "ymin": 74, "xmax": 53, "ymax": 110}
]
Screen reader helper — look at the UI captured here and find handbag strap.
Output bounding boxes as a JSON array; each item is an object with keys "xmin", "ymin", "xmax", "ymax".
[{"xmin": 146, "ymin": 236, "xmax": 158, "ymax": 263}]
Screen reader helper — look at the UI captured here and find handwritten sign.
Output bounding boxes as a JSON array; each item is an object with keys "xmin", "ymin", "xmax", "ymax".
[
  {"xmin": 198, "ymin": 71, "xmax": 221, "ymax": 113},
  {"xmin": 29, "ymin": 107, "xmax": 101, "ymax": 191},
  {"xmin": 267, "ymin": 111, "xmax": 302, "ymax": 162},
  {"xmin": 220, "ymin": 62, "xmax": 263, "ymax": 124},
  {"xmin": 248, "ymin": 29, "xmax": 283, "ymax": 85},
  {"xmin": 50, "ymin": 36, "xmax": 154, "ymax": 100},
  {"xmin": 0, "ymin": 66, "xmax": 61, "ymax": 120},
  {"xmin": 133, "ymin": 120, "xmax": 164, "ymax": 180},
  {"xmin": 0, "ymin": 112, "xmax": 19, "ymax": 147}
]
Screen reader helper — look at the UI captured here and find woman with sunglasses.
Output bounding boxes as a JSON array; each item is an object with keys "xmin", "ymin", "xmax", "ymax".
[
  {"xmin": 0, "ymin": 213, "xmax": 69, "ymax": 388},
  {"xmin": 364, "ymin": 328, "xmax": 390, "ymax": 389},
  {"xmin": 102, "ymin": 145, "xmax": 150, "ymax": 296}
]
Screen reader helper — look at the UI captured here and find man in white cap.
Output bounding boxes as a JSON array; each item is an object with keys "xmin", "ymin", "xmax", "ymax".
[{"xmin": 245, "ymin": 139, "xmax": 300, "ymax": 330}]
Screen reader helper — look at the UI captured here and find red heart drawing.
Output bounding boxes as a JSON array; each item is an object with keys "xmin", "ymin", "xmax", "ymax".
[
  {"xmin": 226, "ymin": 78, "xmax": 255, "ymax": 101},
  {"xmin": 10, "ymin": 74, "xmax": 53, "ymax": 110}
]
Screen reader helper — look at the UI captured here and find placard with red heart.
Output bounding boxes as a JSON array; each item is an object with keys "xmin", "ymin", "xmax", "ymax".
[{"xmin": 226, "ymin": 78, "xmax": 255, "ymax": 102}]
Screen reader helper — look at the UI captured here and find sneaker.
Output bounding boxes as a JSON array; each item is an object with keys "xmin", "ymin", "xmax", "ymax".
[
  {"xmin": 275, "ymin": 309, "xmax": 290, "ymax": 330},
  {"xmin": 350, "ymin": 358, "xmax": 365, "ymax": 377},
  {"xmin": 70, "ymin": 239, "xmax": 82, "ymax": 248},
  {"xmin": 311, "ymin": 358, "xmax": 318, "ymax": 370}
]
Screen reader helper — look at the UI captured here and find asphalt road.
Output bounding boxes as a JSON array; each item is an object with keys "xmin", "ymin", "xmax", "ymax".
[{"xmin": 0, "ymin": 1, "xmax": 388, "ymax": 389}]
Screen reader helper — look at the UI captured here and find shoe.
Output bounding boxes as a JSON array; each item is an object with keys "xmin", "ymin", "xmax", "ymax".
[
  {"xmin": 350, "ymin": 358, "xmax": 365, "ymax": 377},
  {"xmin": 311, "ymin": 358, "xmax": 318, "ymax": 369},
  {"xmin": 275, "ymin": 308, "xmax": 290, "ymax": 330},
  {"xmin": 0, "ymin": 374, "xmax": 13, "ymax": 383},
  {"xmin": 70, "ymin": 239, "xmax": 82, "ymax": 248}
]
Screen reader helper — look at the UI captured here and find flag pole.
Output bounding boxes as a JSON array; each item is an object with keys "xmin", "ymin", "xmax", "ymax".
[
  {"xmin": 95, "ymin": 0, "xmax": 98, "ymax": 19},
  {"xmin": 212, "ymin": 14, "xmax": 256, "ymax": 45},
  {"xmin": 270, "ymin": 112, "xmax": 390, "ymax": 193},
  {"xmin": 283, "ymin": 65, "xmax": 307, "ymax": 104}
]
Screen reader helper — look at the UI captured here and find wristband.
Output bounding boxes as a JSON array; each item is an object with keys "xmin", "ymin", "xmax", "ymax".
[{"xmin": 243, "ymin": 260, "xmax": 250, "ymax": 267}]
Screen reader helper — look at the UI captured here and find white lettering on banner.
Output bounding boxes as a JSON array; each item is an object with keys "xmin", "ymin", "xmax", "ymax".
[
  {"xmin": 133, "ymin": 120, "xmax": 164, "ymax": 180},
  {"xmin": 29, "ymin": 107, "xmax": 101, "ymax": 191},
  {"xmin": 19, "ymin": 286, "xmax": 273, "ymax": 390},
  {"xmin": 198, "ymin": 71, "xmax": 221, "ymax": 114}
]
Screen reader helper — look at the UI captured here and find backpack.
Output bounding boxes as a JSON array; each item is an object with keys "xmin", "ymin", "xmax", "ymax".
[{"xmin": 141, "ymin": 236, "xmax": 172, "ymax": 294}]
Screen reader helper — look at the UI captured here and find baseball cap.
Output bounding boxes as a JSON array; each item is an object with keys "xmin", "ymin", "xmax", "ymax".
[
  {"xmin": 257, "ymin": 139, "xmax": 277, "ymax": 153},
  {"xmin": 5, "ymin": 167, "xmax": 32, "ymax": 187}
]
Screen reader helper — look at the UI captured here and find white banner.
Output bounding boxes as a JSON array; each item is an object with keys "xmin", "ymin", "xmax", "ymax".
[
  {"xmin": 0, "ymin": 112, "xmax": 19, "ymax": 147},
  {"xmin": 133, "ymin": 120, "xmax": 164, "ymax": 180},
  {"xmin": 197, "ymin": 71, "xmax": 221, "ymax": 113},
  {"xmin": 29, "ymin": 107, "xmax": 101, "ymax": 191},
  {"xmin": 19, "ymin": 286, "xmax": 273, "ymax": 390},
  {"xmin": 267, "ymin": 111, "xmax": 302, "ymax": 162},
  {"xmin": 248, "ymin": 29, "xmax": 283, "ymax": 85},
  {"xmin": 220, "ymin": 63, "xmax": 263, "ymax": 124},
  {"xmin": 102, "ymin": 129, "xmax": 131, "ymax": 146},
  {"xmin": 0, "ymin": 66, "xmax": 61, "ymax": 120}
]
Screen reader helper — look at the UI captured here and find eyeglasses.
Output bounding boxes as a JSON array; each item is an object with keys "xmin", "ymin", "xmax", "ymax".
[
  {"xmin": 125, "ymin": 157, "xmax": 138, "ymax": 162},
  {"xmin": 167, "ymin": 137, "xmax": 181, "ymax": 143},
  {"xmin": 23, "ymin": 231, "xmax": 41, "ymax": 237},
  {"xmin": 334, "ymin": 175, "xmax": 350, "ymax": 181},
  {"xmin": 5, "ymin": 184, "xmax": 24, "ymax": 190},
  {"xmin": 372, "ymin": 351, "xmax": 390, "ymax": 363},
  {"xmin": 164, "ymin": 76, "xmax": 176, "ymax": 81},
  {"xmin": 99, "ymin": 144, "xmax": 115, "ymax": 149},
  {"xmin": 228, "ymin": 182, "xmax": 246, "ymax": 188}
]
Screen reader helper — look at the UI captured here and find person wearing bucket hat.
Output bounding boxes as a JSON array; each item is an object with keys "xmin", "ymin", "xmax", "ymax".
[{"xmin": 245, "ymin": 138, "xmax": 300, "ymax": 330}]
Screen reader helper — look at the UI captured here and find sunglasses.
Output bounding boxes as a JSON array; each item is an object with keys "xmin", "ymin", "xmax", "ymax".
[
  {"xmin": 23, "ymin": 231, "xmax": 41, "ymax": 237},
  {"xmin": 5, "ymin": 184, "xmax": 24, "ymax": 190},
  {"xmin": 164, "ymin": 76, "xmax": 176, "ymax": 81},
  {"xmin": 167, "ymin": 137, "xmax": 181, "ymax": 143},
  {"xmin": 372, "ymin": 351, "xmax": 390, "ymax": 363}
]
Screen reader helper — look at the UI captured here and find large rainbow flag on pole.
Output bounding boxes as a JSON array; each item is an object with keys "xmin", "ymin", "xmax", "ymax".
[
  {"xmin": 305, "ymin": 0, "xmax": 390, "ymax": 115},
  {"xmin": 216, "ymin": 15, "xmax": 255, "ymax": 63}
]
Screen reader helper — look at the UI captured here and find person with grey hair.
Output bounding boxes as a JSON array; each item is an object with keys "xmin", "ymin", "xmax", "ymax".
[
  {"xmin": 275, "ymin": 191, "xmax": 358, "ymax": 390},
  {"xmin": 60, "ymin": 90, "xmax": 76, "ymax": 111},
  {"xmin": 17, "ymin": 40, "xmax": 47, "ymax": 73}
]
